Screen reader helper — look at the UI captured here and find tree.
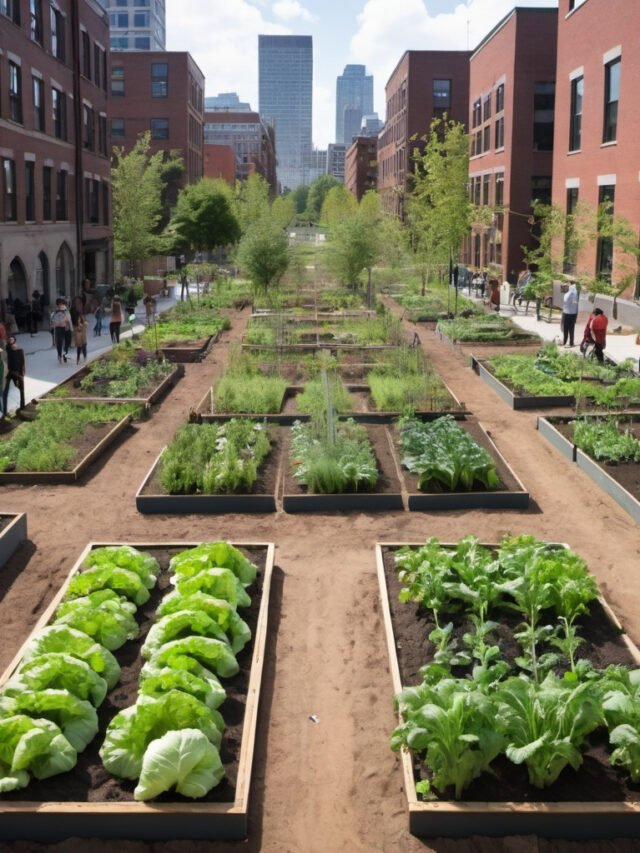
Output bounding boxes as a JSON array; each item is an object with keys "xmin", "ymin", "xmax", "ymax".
[
  {"xmin": 304, "ymin": 175, "xmax": 342, "ymax": 222},
  {"xmin": 320, "ymin": 185, "xmax": 357, "ymax": 227},
  {"xmin": 170, "ymin": 178, "xmax": 240, "ymax": 253},
  {"xmin": 271, "ymin": 194, "xmax": 295, "ymax": 231},
  {"xmin": 234, "ymin": 173, "xmax": 270, "ymax": 233},
  {"xmin": 326, "ymin": 213, "xmax": 378, "ymax": 291},
  {"xmin": 111, "ymin": 132, "xmax": 182, "ymax": 269},
  {"xmin": 237, "ymin": 218, "xmax": 290, "ymax": 297},
  {"xmin": 292, "ymin": 184, "xmax": 310, "ymax": 217}
]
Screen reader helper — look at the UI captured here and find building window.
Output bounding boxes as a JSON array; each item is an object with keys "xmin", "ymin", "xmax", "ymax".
[
  {"xmin": 569, "ymin": 76, "xmax": 583, "ymax": 151},
  {"xmin": 111, "ymin": 35, "xmax": 128, "ymax": 49},
  {"xmin": 32, "ymin": 76, "xmax": 45, "ymax": 131},
  {"xmin": 55, "ymin": 169, "xmax": 67, "ymax": 220},
  {"xmin": 98, "ymin": 114, "xmax": 107, "ymax": 155},
  {"xmin": 94, "ymin": 44, "xmax": 102, "ymax": 89},
  {"xmin": 472, "ymin": 98, "xmax": 481, "ymax": 128},
  {"xmin": 532, "ymin": 176, "xmax": 552, "ymax": 206},
  {"xmin": 495, "ymin": 172, "xmax": 504, "ymax": 208},
  {"xmin": 564, "ymin": 187, "xmax": 579, "ymax": 273},
  {"xmin": 52, "ymin": 87, "xmax": 67, "ymax": 139},
  {"xmin": 483, "ymin": 94, "xmax": 491, "ymax": 121},
  {"xmin": 134, "ymin": 10, "xmax": 149, "ymax": 26},
  {"xmin": 596, "ymin": 185, "xmax": 615, "ymax": 281},
  {"xmin": 603, "ymin": 58, "xmax": 620, "ymax": 143},
  {"xmin": 3, "ymin": 159, "xmax": 17, "ymax": 221},
  {"xmin": 433, "ymin": 78, "xmax": 450, "ymax": 111},
  {"xmin": 83, "ymin": 105, "xmax": 94, "ymax": 150},
  {"xmin": 111, "ymin": 117, "xmax": 125, "ymax": 138},
  {"xmin": 483, "ymin": 125, "xmax": 490, "ymax": 153},
  {"xmin": 9, "ymin": 62, "xmax": 22, "ymax": 124},
  {"xmin": 25, "ymin": 161, "xmax": 35, "ymax": 221},
  {"xmin": 43, "ymin": 165, "xmax": 52, "ymax": 220},
  {"xmin": 29, "ymin": 0, "xmax": 42, "ymax": 43},
  {"xmin": 533, "ymin": 82, "xmax": 555, "ymax": 151},
  {"xmin": 473, "ymin": 176, "xmax": 481, "ymax": 206},
  {"xmin": 0, "ymin": 0, "xmax": 20, "ymax": 24},
  {"xmin": 85, "ymin": 177, "xmax": 99, "ymax": 224},
  {"xmin": 568, "ymin": 0, "xmax": 587, "ymax": 9},
  {"xmin": 495, "ymin": 116, "xmax": 504, "ymax": 149},
  {"xmin": 111, "ymin": 66, "xmax": 124, "ymax": 96},
  {"xmin": 82, "ymin": 30, "xmax": 91, "ymax": 79},
  {"xmin": 135, "ymin": 36, "xmax": 150, "ymax": 49},
  {"xmin": 50, "ymin": 6, "xmax": 65, "ymax": 60},
  {"xmin": 482, "ymin": 174, "xmax": 490, "ymax": 206},
  {"xmin": 495, "ymin": 83, "xmax": 504, "ymax": 113},
  {"xmin": 151, "ymin": 62, "xmax": 168, "ymax": 97},
  {"xmin": 150, "ymin": 117, "xmax": 169, "ymax": 139}
]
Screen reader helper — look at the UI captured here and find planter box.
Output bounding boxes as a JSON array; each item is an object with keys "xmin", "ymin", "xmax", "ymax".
[
  {"xmin": 0, "ymin": 416, "xmax": 133, "ymax": 484},
  {"xmin": 538, "ymin": 415, "xmax": 640, "ymax": 523},
  {"xmin": 376, "ymin": 541, "xmax": 640, "ymax": 839},
  {"xmin": 0, "ymin": 512, "xmax": 27, "ymax": 567},
  {"xmin": 196, "ymin": 385, "xmax": 302, "ymax": 426},
  {"xmin": 437, "ymin": 326, "xmax": 539, "ymax": 348},
  {"xmin": 470, "ymin": 356, "xmax": 575, "ymax": 410},
  {"xmin": 282, "ymin": 423, "xmax": 404, "ymax": 512},
  {"xmin": 136, "ymin": 428, "xmax": 282, "ymax": 514},
  {"xmin": 40, "ymin": 363, "xmax": 183, "ymax": 408},
  {"xmin": 0, "ymin": 539, "xmax": 275, "ymax": 842},
  {"xmin": 399, "ymin": 420, "xmax": 529, "ymax": 511},
  {"xmin": 159, "ymin": 331, "xmax": 219, "ymax": 363}
]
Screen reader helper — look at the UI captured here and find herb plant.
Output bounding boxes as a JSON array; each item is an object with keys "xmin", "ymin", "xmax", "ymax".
[{"xmin": 572, "ymin": 418, "xmax": 640, "ymax": 463}]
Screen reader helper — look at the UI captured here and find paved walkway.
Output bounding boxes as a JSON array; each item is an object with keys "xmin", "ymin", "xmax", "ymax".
[{"xmin": 4, "ymin": 292, "xmax": 178, "ymax": 414}]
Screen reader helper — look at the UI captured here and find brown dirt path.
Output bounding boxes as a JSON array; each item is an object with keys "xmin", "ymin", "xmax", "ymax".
[{"xmin": 0, "ymin": 301, "xmax": 639, "ymax": 853}]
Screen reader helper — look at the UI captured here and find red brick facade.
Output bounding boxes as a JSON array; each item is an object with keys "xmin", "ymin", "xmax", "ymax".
[
  {"xmin": 377, "ymin": 51, "xmax": 470, "ymax": 218},
  {"xmin": 0, "ymin": 0, "xmax": 111, "ymax": 312},
  {"xmin": 203, "ymin": 145, "xmax": 236, "ymax": 185},
  {"xmin": 551, "ymin": 0, "xmax": 640, "ymax": 299},
  {"xmin": 203, "ymin": 110, "xmax": 277, "ymax": 193},
  {"xmin": 465, "ymin": 7, "xmax": 558, "ymax": 280},
  {"xmin": 345, "ymin": 136, "xmax": 377, "ymax": 202}
]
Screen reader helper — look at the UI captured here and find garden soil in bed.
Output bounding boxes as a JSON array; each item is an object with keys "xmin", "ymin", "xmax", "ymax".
[
  {"xmin": 381, "ymin": 545, "xmax": 640, "ymax": 805},
  {"xmin": 554, "ymin": 421, "xmax": 640, "ymax": 501},
  {"xmin": 1, "ymin": 544, "xmax": 267, "ymax": 805}
]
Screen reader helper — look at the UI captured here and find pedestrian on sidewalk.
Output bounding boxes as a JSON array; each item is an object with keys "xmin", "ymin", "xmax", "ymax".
[
  {"xmin": 109, "ymin": 296, "xmax": 123, "ymax": 344},
  {"xmin": 2, "ymin": 335, "xmax": 26, "ymax": 414},
  {"xmin": 50, "ymin": 298, "xmax": 72, "ymax": 363},
  {"xmin": 29, "ymin": 290, "xmax": 43, "ymax": 336},
  {"xmin": 0, "ymin": 340, "xmax": 7, "ymax": 418},
  {"xmin": 93, "ymin": 300, "xmax": 104, "ymax": 336},
  {"xmin": 74, "ymin": 311, "xmax": 88, "ymax": 364},
  {"xmin": 562, "ymin": 281, "xmax": 579, "ymax": 347},
  {"xmin": 582, "ymin": 307, "xmax": 608, "ymax": 362}
]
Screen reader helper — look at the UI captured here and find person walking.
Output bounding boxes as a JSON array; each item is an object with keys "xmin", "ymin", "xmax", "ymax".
[
  {"xmin": 2, "ymin": 335, "xmax": 26, "ymax": 414},
  {"xmin": 0, "ymin": 340, "xmax": 7, "ymax": 419},
  {"xmin": 74, "ymin": 311, "xmax": 88, "ymax": 364},
  {"xmin": 582, "ymin": 307, "xmax": 608, "ymax": 363},
  {"xmin": 562, "ymin": 281, "xmax": 579, "ymax": 347},
  {"xmin": 93, "ymin": 300, "xmax": 104, "ymax": 336},
  {"xmin": 109, "ymin": 296, "xmax": 123, "ymax": 344},
  {"xmin": 50, "ymin": 298, "xmax": 72, "ymax": 363},
  {"xmin": 29, "ymin": 290, "xmax": 43, "ymax": 336}
]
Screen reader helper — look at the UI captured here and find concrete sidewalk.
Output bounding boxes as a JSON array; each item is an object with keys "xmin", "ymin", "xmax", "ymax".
[{"xmin": 4, "ymin": 291, "xmax": 178, "ymax": 415}]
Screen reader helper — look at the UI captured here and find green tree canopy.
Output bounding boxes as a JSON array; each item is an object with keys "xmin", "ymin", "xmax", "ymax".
[
  {"xmin": 326, "ymin": 213, "xmax": 378, "ymax": 290},
  {"xmin": 291, "ymin": 184, "xmax": 310, "ymax": 216},
  {"xmin": 237, "ymin": 218, "xmax": 290, "ymax": 297},
  {"xmin": 170, "ymin": 178, "xmax": 240, "ymax": 252},
  {"xmin": 234, "ymin": 173, "xmax": 271, "ymax": 233},
  {"xmin": 304, "ymin": 175, "xmax": 342, "ymax": 222},
  {"xmin": 320, "ymin": 185, "xmax": 358, "ymax": 227},
  {"xmin": 111, "ymin": 132, "xmax": 183, "ymax": 265},
  {"xmin": 271, "ymin": 194, "xmax": 295, "ymax": 230}
]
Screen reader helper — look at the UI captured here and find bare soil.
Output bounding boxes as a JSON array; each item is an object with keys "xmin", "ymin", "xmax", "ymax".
[{"xmin": 1, "ymin": 301, "xmax": 640, "ymax": 853}]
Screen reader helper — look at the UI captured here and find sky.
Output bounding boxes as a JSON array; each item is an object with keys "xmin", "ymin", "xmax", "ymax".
[{"xmin": 167, "ymin": 0, "xmax": 558, "ymax": 150}]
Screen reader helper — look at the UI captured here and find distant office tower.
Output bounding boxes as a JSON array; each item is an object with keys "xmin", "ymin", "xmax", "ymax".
[
  {"xmin": 205, "ymin": 93, "xmax": 252, "ymax": 112},
  {"xmin": 335, "ymin": 65, "xmax": 373, "ymax": 145},
  {"xmin": 106, "ymin": 0, "xmax": 166, "ymax": 51},
  {"xmin": 327, "ymin": 144, "xmax": 347, "ymax": 182},
  {"xmin": 361, "ymin": 114, "xmax": 383, "ymax": 136},
  {"xmin": 259, "ymin": 35, "xmax": 313, "ymax": 190}
]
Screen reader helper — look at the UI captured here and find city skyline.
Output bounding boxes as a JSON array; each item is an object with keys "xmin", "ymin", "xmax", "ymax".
[{"xmin": 166, "ymin": 0, "xmax": 558, "ymax": 149}]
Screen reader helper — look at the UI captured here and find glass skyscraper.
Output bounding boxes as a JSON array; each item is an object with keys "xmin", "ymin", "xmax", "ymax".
[
  {"xmin": 106, "ymin": 0, "xmax": 166, "ymax": 51},
  {"xmin": 259, "ymin": 35, "xmax": 313, "ymax": 191},
  {"xmin": 335, "ymin": 65, "xmax": 373, "ymax": 145}
]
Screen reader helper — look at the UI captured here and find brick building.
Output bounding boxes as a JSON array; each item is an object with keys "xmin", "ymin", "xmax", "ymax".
[
  {"xmin": 345, "ymin": 136, "xmax": 377, "ymax": 201},
  {"xmin": 377, "ymin": 51, "xmax": 470, "ymax": 218},
  {"xmin": 551, "ymin": 0, "xmax": 640, "ymax": 300},
  {"xmin": 203, "ymin": 145, "xmax": 236, "ymax": 185},
  {"xmin": 203, "ymin": 109, "xmax": 276, "ymax": 192},
  {"xmin": 109, "ymin": 51, "xmax": 204, "ymax": 188},
  {"xmin": 465, "ymin": 7, "xmax": 558, "ymax": 280},
  {"xmin": 0, "ymin": 0, "xmax": 111, "ymax": 315}
]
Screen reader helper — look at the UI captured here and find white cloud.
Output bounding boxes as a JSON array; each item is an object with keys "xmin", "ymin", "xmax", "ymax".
[
  {"xmin": 272, "ymin": 0, "xmax": 316, "ymax": 22},
  {"xmin": 350, "ymin": 0, "xmax": 558, "ymax": 123}
]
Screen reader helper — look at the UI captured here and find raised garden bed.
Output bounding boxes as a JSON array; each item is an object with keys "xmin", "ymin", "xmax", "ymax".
[
  {"xmin": 156, "ymin": 331, "xmax": 219, "ymax": 363},
  {"xmin": 41, "ymin": 361, "xmax": 183, "ymax": 408},
  {"xmin": 538, "ymin": 415, "xmax": 640, "ymax": 523},
  {"xmin": 376, "ymin": 540, "xmax": 640, "ymax": 839},
  {"xmin": 395, "ymin": 418, "xmax": 529, "ymax": 511},
  {"xmin": 282, "ymin": 423, "xmax": 403, "ymax": 512},
  {"xmin": 0, "ymin": 512, "xmax": 27, "ymax": 568},
  {"xmin": 136, "ymin": 425, "xmax": 282, "ymax": 514},
  {"xmin": 0, "ymin": 539, "xmax": 274, "ymax": 842},
  {"xmin": 437, "ymin": 316, "xmax": 540, "ymax": 347},
  {"xmin": 471, "ymin": 356, "xmax": 574, "ymax": 409},
  {"xmin": 0, "ymin": 404, "xmax": 138, "ymax": 484}
]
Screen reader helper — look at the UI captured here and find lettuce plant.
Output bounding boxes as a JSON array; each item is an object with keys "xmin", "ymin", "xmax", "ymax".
[
  {"xmin": 169, "ymin": 542, "xmax": 257, "ymax": 587},
  {"xmin": 0, "ymin": 715, "xmax": 77, "ymax": 791},
  {"xmin": 157, "ymin": 591, "xmax": 251, "ymax": 654},
  {"xmin": 3, "ymin": 653, "xmax": 107, "ymax": 707},
  {"xmin": 0, "ymin": 689, "xmax": 98, "ymax": 752},
  {"xmin": 54, "ymin": 590, "xmax": 138, "ymax": 651}
]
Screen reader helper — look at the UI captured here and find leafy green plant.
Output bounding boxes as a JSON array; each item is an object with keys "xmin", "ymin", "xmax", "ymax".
[
  {"xmin": 297, "ymin": 374, "xmax": 353, "ymax": 415},
  {"xmin": 213, "ymin": 373, "xmax": 287, "ymax": 414},
  {"xmin": 399, "ymin": 415, "xmax": 500, "ymax": 492},
  {"xmin": 290, "ymin": 418, "xmax": 378, "ymax": 493},
  {"xmin": 438, "ymin": 314, "xmax": 539, "ymax": 343},
  {"xmin": 573, "ymin": 418, "xmax": 640, "ymax": 463},
  {"xmin": 602, "ymin": 668, "xmax": 640, "ymax": 781}
]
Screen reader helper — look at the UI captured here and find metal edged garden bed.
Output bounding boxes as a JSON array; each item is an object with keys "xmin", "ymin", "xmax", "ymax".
[
  {"xmin": 470, "ymin": 355, "xmax": 575, "ymax": 410},
  {"xmin": 375, "ymin": 541, "xmax": 640, "ymax": 839},
  {"xmin": 537, "ymin": 416, "xmax": 577, "ymax": 462},
  {"xmin": 0, "ymin": 416, "xmax": 133, "ymax": 484},
  {"xmin": 39, "ymin": 363, "xmax": 184, "ymax": 408},
  {"xmin": 158, "ymin": 330, "xmax": 219, "ymax": 363},
  {"xmin": 0, "ymin": 539, "xmax": 275, "ymax": 842},
  {"xmin": 0, "ymin": 512, "xmax": 27, "ymax": 567}
]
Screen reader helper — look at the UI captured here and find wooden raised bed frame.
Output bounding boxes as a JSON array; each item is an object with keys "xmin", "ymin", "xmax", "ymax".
[
  {"xmin": 376, "ymin": 541, "xmax": 640, "ymax": 839},
  {"xmin": 0, "ymin": 539, "xmax": 275, "ymax": 842},
  {"xmin": 0, "ymin": 416, "xmax": 133, "ymax": 484},
  {"xmin": 0, "ymin": 512, "xmax": 27, "ymax": 567},
  {"xmin": 40, "ymin": 363, "xmax": 184, "ymax": 408},
  {"xmin": 158, "ymin": 330, "xmax": 219, "ymax": 363}
]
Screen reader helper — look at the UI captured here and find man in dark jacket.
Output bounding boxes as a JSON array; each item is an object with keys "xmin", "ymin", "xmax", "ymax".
[{"xmin": 3, "ymin": 335, "xmax": 26, "ymax": 414}]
